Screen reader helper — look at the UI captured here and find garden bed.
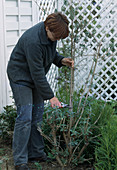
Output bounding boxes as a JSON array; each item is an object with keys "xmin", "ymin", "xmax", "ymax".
[{"xmin": 0, "ymin": 138, "xmax": 94, "ymax": 170}]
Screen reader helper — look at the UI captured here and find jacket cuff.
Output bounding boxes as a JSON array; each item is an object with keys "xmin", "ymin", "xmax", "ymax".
[{"xmin": 57, "ymin": 57, "xmax": 65, "ymax": 68}]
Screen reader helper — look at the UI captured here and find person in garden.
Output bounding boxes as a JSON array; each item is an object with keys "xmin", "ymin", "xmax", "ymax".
[{"xmin": 7, "ymin": 12, "xmax": 74, "ymax": 170}]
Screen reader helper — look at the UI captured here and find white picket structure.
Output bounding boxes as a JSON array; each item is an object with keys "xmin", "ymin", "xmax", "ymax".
[{"xmin": 0, "ymin": 0, "xmax": 117, "ymax": 112}]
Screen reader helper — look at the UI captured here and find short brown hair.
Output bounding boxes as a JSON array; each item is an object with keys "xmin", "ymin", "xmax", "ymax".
[{"xmin": 44, "ymin": 12, "xmax": 69, "ymax": 39}]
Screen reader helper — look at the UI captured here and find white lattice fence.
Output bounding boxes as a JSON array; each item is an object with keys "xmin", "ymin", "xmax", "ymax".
[{"xmin": 61, "ymin": 0, "xmax": 117, "ymax": 101}]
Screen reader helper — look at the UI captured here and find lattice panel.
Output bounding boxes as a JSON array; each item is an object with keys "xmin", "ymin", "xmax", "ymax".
[
  {"xmin": 34, "ymin": 0, "xmax": 56, "ymax": 21},
  {"xmin": 61, "ymin": 0, "xmax": 117, "ymax": 101},
  {"xmin": 92, "ymin": 56, "xmax": 117, "ymax": 100}
]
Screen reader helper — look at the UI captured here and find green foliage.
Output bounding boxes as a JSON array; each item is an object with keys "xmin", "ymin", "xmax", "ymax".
[
  {"xmin": 0, "ymin": 160, "xmax": 3, "ymax": 170},
  {"xmin": 34, "ymin": 162, "xmax": 42, "ymax": 170},
  {"xmin": 0, "ymin": 105, "xmax": 17, "ymax": 141},
  {"xmin": 95, "ymin": 115, "xmax": 117, "ymax": 170},
  {"xmin": 41, "ymin": 96, "xmax": 116, "ymax": 167}
]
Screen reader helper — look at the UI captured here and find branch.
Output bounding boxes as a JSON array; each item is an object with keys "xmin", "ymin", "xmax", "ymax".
[
  {"xmin": 77, "ymin": 142, "xmax": 89, "ymax": 160},
  {"xmin": 37, "ymin": 126, "xmax": 54, "ymax": 145},
  {"xmin": 74, "ymin": 43, "xmax": 102, "ymax": 130}
]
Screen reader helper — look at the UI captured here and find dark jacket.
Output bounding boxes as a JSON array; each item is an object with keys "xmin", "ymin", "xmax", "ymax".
[{"xmin": 7, "ymin": 22, "xmax": 64, "ymax": 100}]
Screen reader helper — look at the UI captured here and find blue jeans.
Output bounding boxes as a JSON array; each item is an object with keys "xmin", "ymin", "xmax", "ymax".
[{"xmin": 10, "ymin": 81, "xmax": 46, "ymax": 165}]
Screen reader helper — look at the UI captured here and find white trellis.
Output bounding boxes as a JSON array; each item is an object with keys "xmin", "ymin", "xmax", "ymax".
[
  {"xmin": 62, "ymin": 0, "xmax": 117, "ymax": 101},
  {"xmin": 89, "ymin": 0, "xmax": 117, "ymax": 100}
]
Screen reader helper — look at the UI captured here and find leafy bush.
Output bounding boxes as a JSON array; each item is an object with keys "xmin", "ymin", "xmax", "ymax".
[
  {"xmin": 0, "ymin": 98, "xmax": 116, "ymax": 168},
  {"xmin": 39, "ymin": 96, "xmax": 116, "ymax": 167},
  {"xmin": 94, "ymin": 115, "xmax": 117, "ymax": 170},
  {"xmin": 0, "ymin": 105, "xmax": 17, "ymax": 142}
]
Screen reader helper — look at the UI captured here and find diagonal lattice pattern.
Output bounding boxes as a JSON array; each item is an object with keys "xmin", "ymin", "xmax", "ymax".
[
  {"xmin": 62, "ymin": 0, "xmax": 117, "ymax": 101},
  {"xmin": 34, "ymin": 0, "xmax": 55, "ymax": 21}
]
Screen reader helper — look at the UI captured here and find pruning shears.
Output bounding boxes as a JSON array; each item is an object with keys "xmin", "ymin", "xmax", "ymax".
[{"xmin": 60, "ymin": 102, "xmax": 71, "ymax": 109}]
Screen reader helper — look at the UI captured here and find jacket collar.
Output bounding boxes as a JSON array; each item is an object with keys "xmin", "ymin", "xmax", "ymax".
[
  {"xmin": 39, "ymin": 22, "xmax": 56, "ymax": 45},
  {"xmin": 39, "ymin": 22, "xmax": 51, "ymax": 45}
]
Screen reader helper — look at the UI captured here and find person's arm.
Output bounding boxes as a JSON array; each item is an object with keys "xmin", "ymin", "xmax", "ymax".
[
  {"xmin": 53, "ymin": 51, "xmax": 74, "ymax": 68},
  {"xmin": 26, "ymin": 43, "xmax": 54, "ymax": 100},
  {"xmin": 53, "ymin": 51, "xmax": 64, "ymax": 67},
  {"xmin": 61, "ymin": 58, "xmax": 74, "ymax": 68}
]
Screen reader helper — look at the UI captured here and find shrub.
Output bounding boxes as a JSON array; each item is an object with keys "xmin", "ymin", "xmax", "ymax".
[
  {"xmin": 39, "ymin": 96, "xmax": 116, "ymax": 167},
  {"xmin": 95, "ymin": 115, "xmax": 117, "ymax": 170},
  {"xmin": 0, "ymin": 105, "xmax": 17, "ymax": 142}
]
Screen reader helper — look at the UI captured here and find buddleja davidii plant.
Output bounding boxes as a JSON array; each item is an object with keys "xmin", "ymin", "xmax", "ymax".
[
  {"xmin": 38, "ymin": 25, "xmax": 102, "ymax": 170},
  {"xmin": 60, "ymin": 0, "xmax": 102, "ymax": 157},
  {"xmin": 38, "ymin": 106, "xmax": 73, "ymax": 166}
]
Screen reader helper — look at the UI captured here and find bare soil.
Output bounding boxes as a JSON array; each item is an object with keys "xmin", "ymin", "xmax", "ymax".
[{"xmin": 0, "ymin": 138, "xmax": 94, "ymax": 170}]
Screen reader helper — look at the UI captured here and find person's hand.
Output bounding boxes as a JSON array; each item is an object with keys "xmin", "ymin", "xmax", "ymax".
[
  {"xmin": 61, "ymin": 58, "xmax": 74, "ymax": 68},
  {"xmin": 50, "ymin": 97, "xmax": 61, "ymax": 108}
]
